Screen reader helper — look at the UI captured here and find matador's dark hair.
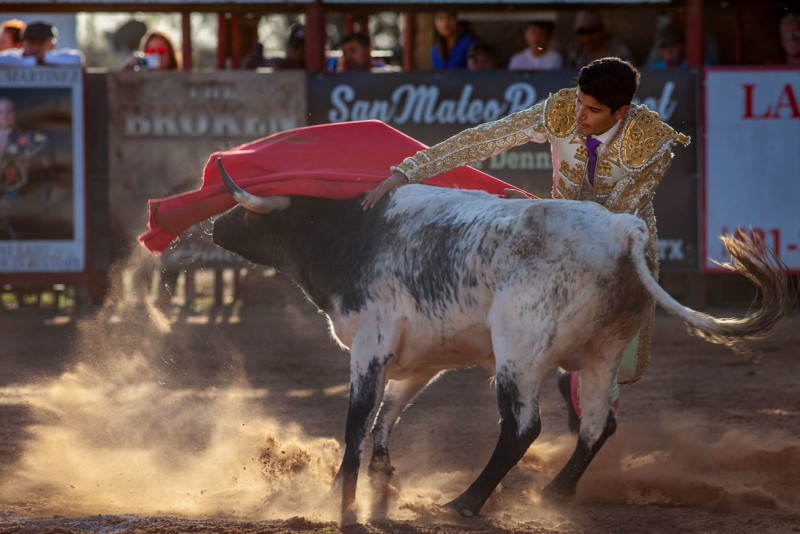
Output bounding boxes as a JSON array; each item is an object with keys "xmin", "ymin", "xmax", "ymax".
[{"xmin": 577, "ymin": 57, "xmax": 640, "ymax": 112}]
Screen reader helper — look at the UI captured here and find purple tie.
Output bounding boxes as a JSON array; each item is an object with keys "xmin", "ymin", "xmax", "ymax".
[{"xmin": 586, "ymin": 135, "xmax": 601, "ymax": 185}]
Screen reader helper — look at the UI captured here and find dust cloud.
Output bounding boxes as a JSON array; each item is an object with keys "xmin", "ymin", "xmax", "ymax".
[
  {"xmin": 0, "ymin": 252, "xmax": 343, "ymax": 522},
  {"xmin": 1, "ymin": 250, "xmax": 798, "ymax": 530}
]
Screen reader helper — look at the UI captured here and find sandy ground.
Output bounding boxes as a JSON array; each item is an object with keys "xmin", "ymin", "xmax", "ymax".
[{"xmin": 0, "ymin": 274, "xmax": 799, "ymax": 533}]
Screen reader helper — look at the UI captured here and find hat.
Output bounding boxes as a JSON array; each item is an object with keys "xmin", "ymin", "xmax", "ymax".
[
  {"xmin": 657, "ymin": 24, "xmax": 684, "ymax": 46},
  {"xmin": 21, "ymin": 21, "xmax": 56, "ymax": 41},
  {"xmin": 574, "ymin": 10, "xmax": 604, "ymax": 30},
  {"xmin": 287, "ymin": 24, "xmax": 305, "ymax": 46}
]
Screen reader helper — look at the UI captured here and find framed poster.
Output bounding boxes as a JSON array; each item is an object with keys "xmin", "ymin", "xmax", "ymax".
[{"xmin": 0, "ymin": 68, "xmax": 85, "ymax": 272}]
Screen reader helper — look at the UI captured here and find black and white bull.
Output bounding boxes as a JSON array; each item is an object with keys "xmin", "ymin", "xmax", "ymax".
[{"xmin": 211, "ymin": 159, "xmax": 791, "ymax": 521}]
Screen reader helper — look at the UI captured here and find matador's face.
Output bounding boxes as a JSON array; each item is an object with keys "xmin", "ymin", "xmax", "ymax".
[{"xmin": 575, "ymin": 89, "xmax": 628, "ymax": 137}]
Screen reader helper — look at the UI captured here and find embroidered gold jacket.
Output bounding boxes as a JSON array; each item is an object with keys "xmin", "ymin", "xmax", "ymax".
[{"xmin": 393, "ymin": 87, "xmax": 691, "ymax": 266}]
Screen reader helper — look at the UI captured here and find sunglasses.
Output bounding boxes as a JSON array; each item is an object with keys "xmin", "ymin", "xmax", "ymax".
[
  {"xmin": 145, "ymin": 46, "xmax": 168, "ymax": 55},
  {"xmin": 576, "ymin": 26, "xmax": 602, "ymax": 37}
]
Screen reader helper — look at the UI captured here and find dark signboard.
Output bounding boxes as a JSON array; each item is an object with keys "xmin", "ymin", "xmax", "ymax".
[{"xmin": 308, "ymin": 69, "xmax": 698, "ymax": 271}]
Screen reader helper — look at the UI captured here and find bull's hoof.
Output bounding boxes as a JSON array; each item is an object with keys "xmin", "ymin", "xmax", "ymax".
[
  {"xmin": 540, "ymin": 480, "xmax": 576, "ymax": 504},
  {"xmin": 443, "ymin": 498, "xmax": 479, "ymax": 518},
  {"xmin": 340, "ymin": 504, "xmax": 358, "ymax": 525}
]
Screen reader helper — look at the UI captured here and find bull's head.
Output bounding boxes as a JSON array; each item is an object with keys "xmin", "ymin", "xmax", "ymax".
[{"xmin": 217, "ymin": 157, "xmax": 291, "ymax": 213}]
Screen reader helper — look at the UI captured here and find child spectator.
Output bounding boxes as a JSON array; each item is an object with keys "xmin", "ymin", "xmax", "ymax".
[
  {"xmin": 508, "ymin": 21, "xmax": 563, "ymax": 71},
  {"xmin": 467, "ymin": 42, "xmax": 498, "ymax": 70}
]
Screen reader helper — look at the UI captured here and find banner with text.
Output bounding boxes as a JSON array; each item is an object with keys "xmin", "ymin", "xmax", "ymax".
[
  {"xmin": 704, "ymin": 67, "xmax": 800, "ymax": 272},
  {"xmin": 0, "ymin": 68, "xmax": 85, "ymax": 273},
  {"xmin": 308, "ymin": 69, "xmax": 698, "ymax": 271},
  {"xmin": 108, "ymin": 70, "xmax": 306, "ymax": 266}
]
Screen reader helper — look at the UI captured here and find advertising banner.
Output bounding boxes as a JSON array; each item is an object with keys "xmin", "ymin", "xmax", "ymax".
[
  {"xmin": 107, "ymin": 70, "xmax": 306, "ymax": 267},
  {"xmin": 308, "ymin": 69, "xmax": 698, "ymax": 270},
  {"xmin": 0, "ymin": 68, "xmax": 85, "ymax": 273},
  {"xmin": 704, "ymin": 68, "xmax": 800, "ymax": 272}
]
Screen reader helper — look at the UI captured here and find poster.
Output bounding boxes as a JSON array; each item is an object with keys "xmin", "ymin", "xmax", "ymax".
[
  {"xmin": 704, "ymin": 67, "xmax": 800, "ymax": 272},
  {"xmin": 0, "ymin": 68, "xmax": 85, "ymax": 272},
  {"xmin": 107, "ymin": 70, "xmax": 306, "ymax": 266}
]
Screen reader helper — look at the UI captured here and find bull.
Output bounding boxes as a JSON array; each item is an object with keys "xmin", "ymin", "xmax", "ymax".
[{"xmin": 211, "ymin": 159, "xmax": 792, "ymax": 522}]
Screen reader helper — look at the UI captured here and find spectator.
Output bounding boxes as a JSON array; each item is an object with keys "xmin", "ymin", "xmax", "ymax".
[
  {"xmin": 508, "ymin": 20, "xmax": 563, "ymax": 71},
  {"xmin": 0, "ymin": 19, "xmax": 25, "ymax": 51},
  {"xmin": 650, "ymin": 24, "xmax": 686, "ymax": 68},
  {"xmin": 431, "ymin": 11, "xmax": 477, "ymax": 70},
  {"xmin": 339, "ymin": 32, "xmax": 374, "ymax": 71},
  {"xmin": 564, "ymin": 11, "xmax": 633, "ymax": 69},
  {"xmin": 768, "ymin": 12, "xmax": 800, "ymax": 65},
  {"xmin": 242, "ymin": 41, "xmax": 267, "ymax": 69},
  {"xmin": 120, "ymin": 29, "xmax": 181, "ymax": 71},
  {"xmin": 467, "ymin": 42, "xmax": 498, "ymax": 70},
  {"xmin": 269, "ymin": 24, "xmax": 305, "ymax": 70},
  {"xmin": 0, "ymin": 21, "xmax": 84, "ymax": 67}
]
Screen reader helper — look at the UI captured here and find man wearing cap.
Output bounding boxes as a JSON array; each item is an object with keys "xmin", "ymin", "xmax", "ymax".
[
  {"xmin": 565, "ymin": 10, "xmax": 633, "ymax": 68},
  {"xmin": 362, "ymin": 57, "xmax": 690, "ymax": 428},
  {"xmin": 0, "ymin": 21, "xmax": 83, "ymax": 67},
  {"xmin": 650, "ymin": 24, "xmax": 687, "ymax": 68}
]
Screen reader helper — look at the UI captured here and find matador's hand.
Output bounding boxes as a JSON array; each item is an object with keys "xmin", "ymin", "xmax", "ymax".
[{"xmin": 362, "ymin": 171, "xmax": 407, "ymax": 210}]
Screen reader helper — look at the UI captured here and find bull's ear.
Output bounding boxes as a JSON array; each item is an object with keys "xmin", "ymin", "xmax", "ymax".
[{"xmin": 218, "ymin": 157, "xmax": 291, "ymax": 214}]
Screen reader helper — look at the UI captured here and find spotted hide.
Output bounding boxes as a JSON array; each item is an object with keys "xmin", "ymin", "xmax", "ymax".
[{"xmin": 212, "ymin": 163, "xmax": 792, "ymax": 523}]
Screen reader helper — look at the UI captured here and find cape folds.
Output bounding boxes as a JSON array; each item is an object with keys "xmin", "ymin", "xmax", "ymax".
[{"xmin": 138, "ymin": 120, "xmax": 531, "ymax": 253}]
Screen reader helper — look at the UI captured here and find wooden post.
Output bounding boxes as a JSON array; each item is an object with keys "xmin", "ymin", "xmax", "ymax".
[
  {"xmin": 181, "ymin": 11, "xmax": 193, "ymax": 70},
  {"xmin": 403, "ymin": 12, "xmax": 414, "ymax": 70},
  {"xmin": 230, "ymin": 13, "xmax": 241, "ymax": 69},
  {"xmin": 305, "ymin": 0, "xmax": 325, "ymax": 72},
  {"xmin": 217, "ymin": 13, "xmax": 228, "ymax": 69},
  {"xmin": 685, "ymin": 0, "xmax": 705, "ymax": 67}
]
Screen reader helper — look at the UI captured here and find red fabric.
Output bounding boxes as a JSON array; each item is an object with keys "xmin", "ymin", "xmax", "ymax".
[{"xmin": 139, "ymin": 120, "xmax": 533, "ymax": 253}]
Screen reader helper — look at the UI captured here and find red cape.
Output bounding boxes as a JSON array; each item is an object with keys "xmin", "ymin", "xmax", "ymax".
[{"xmin": 139, "ymin": 120, "xmax": 532, "ymax": 253}]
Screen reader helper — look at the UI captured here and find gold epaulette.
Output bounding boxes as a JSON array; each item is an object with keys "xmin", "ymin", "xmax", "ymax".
[
  {"xmin": 544, "ymin": 87, "xmax": 577, "ymax": 138},
  {"xmin": 621, "ymin": 106, "xmax": 691, "ymax": 170}
]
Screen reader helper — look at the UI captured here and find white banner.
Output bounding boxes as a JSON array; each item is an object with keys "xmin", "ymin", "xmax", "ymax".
[
  {"xmin": 704, "ymin": 67, "xmax": 800, "ymax": 272},
  {"xmin": 0, "ymin": 68, "xmax": 85, "ymax": 272}
]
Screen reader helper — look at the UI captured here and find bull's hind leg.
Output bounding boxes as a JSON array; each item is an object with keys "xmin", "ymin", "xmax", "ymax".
[
  {"xmin": 368, "ymin": 372, "xmax": 439, "ymax": 519},
  {"xmin": 542, "ymin": 334, "xmax": 628, "ymax": 501},
  {"xmin": 445, "ymin": 350, "xmax": 549, "ymax": 517}
]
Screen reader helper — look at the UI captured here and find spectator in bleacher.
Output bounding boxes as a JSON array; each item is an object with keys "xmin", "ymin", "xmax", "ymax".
[
  {"xmin": 119, "ymin": 29, "xmax": 181, "ymax": 71},
  {"xmin": 649, "ymin": 24, "xmax": 687, "ymax": 68},
  {"xmin": 0, "ymin": 21, "xmax": 84, "ymax": 67},
  {"xmin": 269, "ymin": 24, "xmax": 305, "ymax": 70},
  {"xmin": 467, "ymin": 42, "xmax": 498, "ymax": 70},
  {"xmin": 431, "ymin": 11, "xmax": 477, "ymax": 70},
  {"xmin": 242, "ymin": 41, "xmax": 267, "ymax": 70},
  {"xmin": 564, "ymin": 11, "xmax": 632, "ymax": 69},
  {"xmin": 508, "ymin": 20, "xmax": 563, "ymax": 71},
  {"xmin": 339, "ymin": 32, "xmax": 375, "ymax": 71},
  {"xmin": 768, "ymin": 12, "xmax": 800, "ymax": 65},
  {"xmin": 0, "ymin": 19, "xmax": 24, "ymax": 51}
]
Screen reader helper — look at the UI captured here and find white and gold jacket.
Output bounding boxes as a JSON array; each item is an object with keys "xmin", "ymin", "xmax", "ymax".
[{"xmin": 393, "ymin": 87, "xmax": 691, "ymax": 266}]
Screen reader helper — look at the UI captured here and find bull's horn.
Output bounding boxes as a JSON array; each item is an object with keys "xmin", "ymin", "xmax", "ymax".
[{"xmin": 217, "ymin": 157, "xmax": 291, "ymax": 214}]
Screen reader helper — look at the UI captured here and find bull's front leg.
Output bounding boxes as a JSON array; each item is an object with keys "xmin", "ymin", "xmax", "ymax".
[{"xmin": 334, "ymin": 353, "xmax": 388, "ymax": 523}]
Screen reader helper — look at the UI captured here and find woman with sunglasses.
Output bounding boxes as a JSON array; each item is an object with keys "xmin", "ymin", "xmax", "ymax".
[{"xmin": 120, "ymin": 29, "xmax": 181, "ymax": 71}]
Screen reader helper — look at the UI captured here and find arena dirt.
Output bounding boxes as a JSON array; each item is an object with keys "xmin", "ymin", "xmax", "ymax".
[{"xmin": 0, "ymin": 273, "xmax": 798, "ymax": 533}]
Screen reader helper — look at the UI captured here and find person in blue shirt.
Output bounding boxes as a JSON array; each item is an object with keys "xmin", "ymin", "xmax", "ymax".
[{"xmin": 431, "ymin": 11, "xmax": 477, "ymax": 70}]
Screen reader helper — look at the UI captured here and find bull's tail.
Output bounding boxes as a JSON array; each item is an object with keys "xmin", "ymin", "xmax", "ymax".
[{"xmin": 629, "ymin": 225, "xmax": 795, "ymax": 348}]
